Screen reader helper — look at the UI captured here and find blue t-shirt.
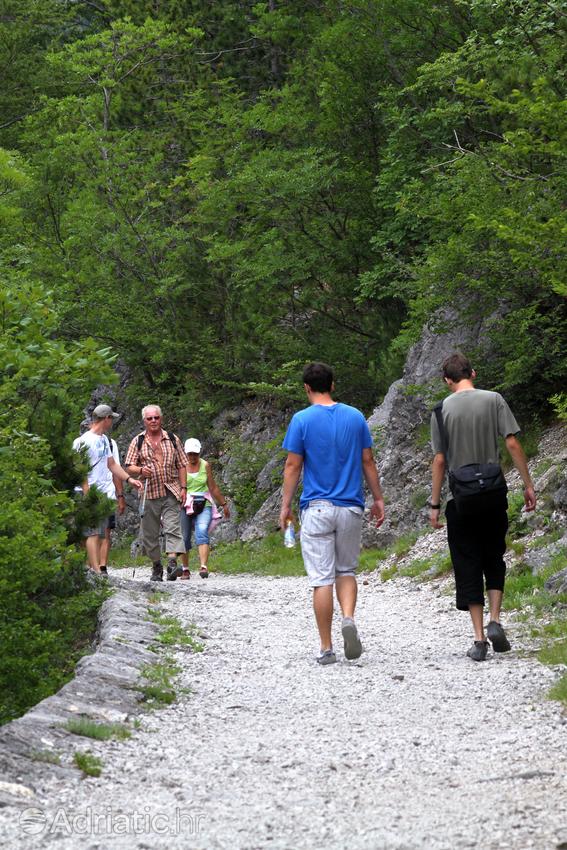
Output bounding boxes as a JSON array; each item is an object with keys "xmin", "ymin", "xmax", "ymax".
[{"xmin": 282, "ymin": 403, "xmax": 372, "ymax": 509}]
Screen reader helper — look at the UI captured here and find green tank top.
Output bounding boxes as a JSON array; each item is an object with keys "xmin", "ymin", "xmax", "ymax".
[{"xmin": 187, "ymin": 458, "xmax": 209, "ymax": 499}]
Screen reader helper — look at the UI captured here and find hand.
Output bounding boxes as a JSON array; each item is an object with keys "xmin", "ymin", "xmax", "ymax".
[
  {"xmin": 279, "ymin": 506, "xmax": 293, "ymax": 530},
  {"xmin": 523, "ymin": 486, "xmax": 536, "ymax": 512},
  {"xmin": 430, "ymin": 507, "xmax": 443, "ymax": 529},
  {"xmin": 222, "ymin": 504, "xmax": 230, "ymax": 519},
  {"xmin": 117, "ymin": 499, "xmax": 126, "ymax": 516},
  {"xmin": 370, "ymin": 497, "xmax": 385, "ymax": 528},
  {"xmin": 139, "ymin": 465, "xmax": 152, "ymax": 479},
  {"xmin": 130, "ymin": 478, "xmax": 143, "ymax": 492}
]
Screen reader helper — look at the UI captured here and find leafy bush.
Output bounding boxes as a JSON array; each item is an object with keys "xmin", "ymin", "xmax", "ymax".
[{"xmin": 0, "ymin": 278, "xmax": 115, "ymax": 724}]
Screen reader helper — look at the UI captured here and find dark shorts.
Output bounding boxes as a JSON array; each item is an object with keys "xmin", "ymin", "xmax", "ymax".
[
  {"xmin": 108, "ymin": 513, "xmax": 116, "ymax": 531},
  {"xmin": 83, "ymin": 516, "xmax": 109, "ymax": 539},
  {"xmin": 446, "ymin": 496, "xmax": 508, "ymax": 611}
]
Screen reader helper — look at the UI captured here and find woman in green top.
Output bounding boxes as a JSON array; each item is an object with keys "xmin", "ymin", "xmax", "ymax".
[{"xmin": 180, "ymin": 438, "xmax": 230, "ymax": 578}]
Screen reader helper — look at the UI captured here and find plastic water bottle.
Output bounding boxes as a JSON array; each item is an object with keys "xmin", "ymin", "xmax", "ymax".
[{"xmin": 284, "ymin": 520, "xmax": 296, "ymax": 548}]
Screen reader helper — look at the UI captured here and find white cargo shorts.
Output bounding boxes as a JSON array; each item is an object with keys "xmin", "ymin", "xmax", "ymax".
[{"xmin": 300, "ymin": 500, "xmax": 364, "ymax": 587}]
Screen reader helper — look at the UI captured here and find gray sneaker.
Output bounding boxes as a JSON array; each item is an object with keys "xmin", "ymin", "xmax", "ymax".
[
  {"xmin": 466, "ymin": 640, "xmax": 489, "ymax": 661},
  {"xmin": 316, "ymin": 650, "xmax": 337, "ymax": 666},
  {"xmin": 342, "ymin": 617, "xmax": 363, "ymax": 660},
  {"xmin": 487, "ymin": 621, "xmax": 511, "ymax": 652}
]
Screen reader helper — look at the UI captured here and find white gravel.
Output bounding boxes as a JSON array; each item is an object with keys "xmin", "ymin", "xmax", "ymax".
[{"xmin": 2, "ymin": 568, "xmax": 566, "ymax": 850}]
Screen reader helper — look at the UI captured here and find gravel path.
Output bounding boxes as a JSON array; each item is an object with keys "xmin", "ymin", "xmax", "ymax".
[{"xmin": 2, "ymin": 569, "xmax": 566, "ymax": 850}]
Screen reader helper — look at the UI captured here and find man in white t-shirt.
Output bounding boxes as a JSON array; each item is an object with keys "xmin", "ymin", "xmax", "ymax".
[
  {"xmin": 73, "ymin": 404, "xmax": 142, "ymax": 574},
  {"xmin": 97, "ymin": 436, "xmax": 125, "ymax": 575}
]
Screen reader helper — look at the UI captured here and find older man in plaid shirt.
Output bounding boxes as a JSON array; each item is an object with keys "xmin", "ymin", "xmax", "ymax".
[{"xmin": 125, "ymin": 405, "xmax": 188, "ymax": 582}]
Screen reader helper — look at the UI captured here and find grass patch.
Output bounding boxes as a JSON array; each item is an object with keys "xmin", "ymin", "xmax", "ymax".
[
  {"xmin": 213, "ymin": 532, "xmax": 391, "ymax": 578},
  {"xmin": 213, "ymin": 532, "xmax": 305, "ymax": 576},
  {"xmin": 529, "ymin": 528, "xmax": 564, "ymax": 549},
  {"xmin": 358, "ymin": 546, "xmax": 389, "ymax": 571},
  {"xmin": 147, "ymin": 609, "xmax": 205, "ymax": 652},
  {"xmin": 548, "ymin": 675, "xmax": 567, "ymax": 703},
  {"xmin": 400, "ymin": 553, "xmax": 452, "ymax": 579},
  {"xmin": 138, "ymin": 659, "xmax": 180, "ymax": 707},
  {"xmin": 74, "ymin": 751, "xmax": 103, "ymax": 777},
  {"xmin": 503, "ymin": 554, "xmax": 567, "ymax": 705},
  {"xmin": 106, "ymin": 537, "xmax": 148, "ymax": 569},
  {"xmin": 64, "ymin": 717, "xmax": 131, "ymax": 741}
]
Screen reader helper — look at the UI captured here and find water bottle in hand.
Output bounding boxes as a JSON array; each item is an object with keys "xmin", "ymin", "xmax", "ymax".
[{"xmin": 284, "ymin": 520, "xmax": 296, "ymax": 548}]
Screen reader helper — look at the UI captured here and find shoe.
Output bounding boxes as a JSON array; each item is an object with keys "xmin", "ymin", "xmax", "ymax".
[
  {"xmin": 99, "ymin": 565, "xmax": 108, "ymax": 576},
  {"xmin": 487, "ymin": 621, "xmax": 511, "ymax": 652},
  {"xmin": 199, "ymin": 566, "xmax": 209, "ymax": 579},
  {"xmin": 150, "ymin": 563, "xmax": 163, "ymax": 582},
  {"xmin": 466, "ymin": 640, "xmax": 489, "ymax": 661},
  {"xmin": 342, "ymin": 617, "xmax": 363, "ymax": 660},
  {"xmin": 316, "ymin": 650, "xmax": 337, "ymax": 666},
  {"xmin": 180, "ymin": 569, "xmax": 191, "ymax": 580},
  {"xmin": 167, "ymin": 558, "xmax": 182, "ymax": 581}
]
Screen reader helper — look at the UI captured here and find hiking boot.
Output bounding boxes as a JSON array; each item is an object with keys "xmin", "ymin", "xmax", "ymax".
[
  {"xmin": 167, "ymin": 558, "xmax": 182, "ymax": 581},
  {"xmin": 342, "ymin": 617, "xmax": 363, "ymax": 660},
  {"xmin": 99, "ymin": 565, "xmax": 108, "ymax": 576},
  {"xmin": 487, "ymin": 621, "xmax": 511, "ymax": 652},
  {"xmin": 180, "ymin": 569, "xmax": 191, "ymax": 580},
  {"xmin": 316, "ymin": 649, "xmax": 337, "ymax": 666},
  {"xmin": 150, "ymin": 562, "xmax": 163, "ymax": 582},
  {"xmin": 466, "ymin": 640, "xmax": 489, "ymax": 662}
]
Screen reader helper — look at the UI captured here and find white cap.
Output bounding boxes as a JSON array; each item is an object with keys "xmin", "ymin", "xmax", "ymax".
[{"xmin": 184, "ymin": 438, "xmax": 201, "ymax": 454}]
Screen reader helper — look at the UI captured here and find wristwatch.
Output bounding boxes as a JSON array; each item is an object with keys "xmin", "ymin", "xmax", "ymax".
[{"xmin": 428, "ymin": 502, "xmax": 441, "ymax": 509}]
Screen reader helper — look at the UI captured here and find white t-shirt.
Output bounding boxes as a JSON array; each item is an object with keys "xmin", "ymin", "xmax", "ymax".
[
  {"xmin": 99, "ymin": 438, "xmax": 120, "ymax": 498},
  {"xmin": 73, "ymin": 430, "xmax": 113, "ymax": 492}
]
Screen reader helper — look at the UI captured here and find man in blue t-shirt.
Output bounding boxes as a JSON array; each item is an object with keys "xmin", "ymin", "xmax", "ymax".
[{"xmin": 280, "ymin": 362, "xmax": 385, "ymax": 665}]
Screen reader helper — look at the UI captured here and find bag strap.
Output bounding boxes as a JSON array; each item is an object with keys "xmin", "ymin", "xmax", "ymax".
[
  {"xmin": 88, "ymin": 434, "xmax": 112, "ymax": 470},
  {"xmin": 433, "ymin": 401, "xmax": 449, "ymax": 464},
  {"xmin": 136, "ymin": 430, "xmax": 180, "ymax": 458}
]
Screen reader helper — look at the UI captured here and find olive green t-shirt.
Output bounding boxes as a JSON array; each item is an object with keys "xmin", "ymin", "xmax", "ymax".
[{"xmin": 430, "ymin": 389, "xmax": 520, "ymax": 471}]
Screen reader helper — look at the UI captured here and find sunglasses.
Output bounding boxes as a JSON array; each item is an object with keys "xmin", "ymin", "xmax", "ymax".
[{"xmin": 145, "ymin": 415, "xmax": 161, "ymax": 421}]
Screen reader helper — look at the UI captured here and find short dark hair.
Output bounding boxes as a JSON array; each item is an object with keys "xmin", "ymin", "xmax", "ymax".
[
  {"xmin": 303, "ymin": 362, "xmax": 334, "ymax": 393},
  {"xmin": 442, "ymin": 352, "xmax": 473, "ymax": 382}
]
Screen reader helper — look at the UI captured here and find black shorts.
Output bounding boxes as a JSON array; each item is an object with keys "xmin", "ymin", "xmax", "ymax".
[
  {"xmin": 446, "ymin": 497, "xmax": 508, "ymax": 611},
  {"xmin": 108, "ymin": 513, "xmax": 116, "ymax": 531}
]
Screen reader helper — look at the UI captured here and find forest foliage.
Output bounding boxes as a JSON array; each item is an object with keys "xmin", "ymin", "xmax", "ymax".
[{"xmin": 0, "ymin": 0, "xmax": 566, "ymax": 720}]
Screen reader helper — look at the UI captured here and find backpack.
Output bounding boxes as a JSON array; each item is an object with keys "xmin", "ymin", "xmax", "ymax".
[
  {"xmin": 433, "ymin": 402, "xmax": 507, "ymax": 515},
  {"xmin": 135, "ymin": 430, "xmax": 181, "ymax": 457}
]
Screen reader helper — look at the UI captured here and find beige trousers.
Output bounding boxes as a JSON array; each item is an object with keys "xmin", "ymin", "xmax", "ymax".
[{"xmin": 141, "ymin": 492, "xmax": 185, "ymax": 562}]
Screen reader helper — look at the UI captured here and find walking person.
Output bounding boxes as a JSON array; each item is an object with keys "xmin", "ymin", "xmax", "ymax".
[
  {"xmin": 73, "ymin": 404, "xmax": 142, "ymax": 574},
  {"xmin": 125, "ymin": 405, "xmax": 188, "ymax": 582},
  {"xmin": 280, "ymin": 362, "xmax": 385, "ymax": 665},
  {"xmin": 98, "ymin": 435, "xmax": 125, "ymax": 575},
  {"xmin": 429, "ymin": 352, "xmax": 536, "ymax": 661},
  {"xmin": 179, "ymin": 438, "xmax": 230, "ymax": 579}
]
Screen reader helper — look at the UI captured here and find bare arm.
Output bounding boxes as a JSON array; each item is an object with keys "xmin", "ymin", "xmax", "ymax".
[
  {"xmin": 108, "ymin": 456, "xmax": 143, "ymax": 491},
  {"xmin": 430, "ymin": 453, "xmax": 445, "ymax": 529},
  {"xmin": 505, "ymin": 435, "xmax": 536, "ymax": 511},
  {"xmin": 206, "ymin": 461, "xmax": 230, "ymax": 518},
  {"xmin": 362, "ymin": 447, "xmax": 385, "ymax": 527},
  {"xmin": 113, "ymin": 471, "xmax": 126, "ymax": 514},
  {"xmin": 280, "ymin": 452, "xmax": 303, "ymax": 529}
]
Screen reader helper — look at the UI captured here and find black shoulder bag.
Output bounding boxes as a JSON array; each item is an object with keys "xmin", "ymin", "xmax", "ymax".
[{"xmin": 433, "ymin": 402, "xmax": 508, "ymax": 515}]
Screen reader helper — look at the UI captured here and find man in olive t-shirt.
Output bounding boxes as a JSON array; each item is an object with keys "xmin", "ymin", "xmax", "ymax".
[{"xmin": 429, "ymin": 353, "xmax": 536, "ymax": 661}]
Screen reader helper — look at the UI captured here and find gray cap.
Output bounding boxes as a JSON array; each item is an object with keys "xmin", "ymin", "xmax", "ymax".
[{"xmin": 92, "ymin": 404, "xmax": 120, "ymax": 420}]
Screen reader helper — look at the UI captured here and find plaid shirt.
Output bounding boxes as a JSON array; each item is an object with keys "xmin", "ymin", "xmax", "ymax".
[{"xmin": 125, "ymin": 431, "xmax": 188, "ymax": 501}]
